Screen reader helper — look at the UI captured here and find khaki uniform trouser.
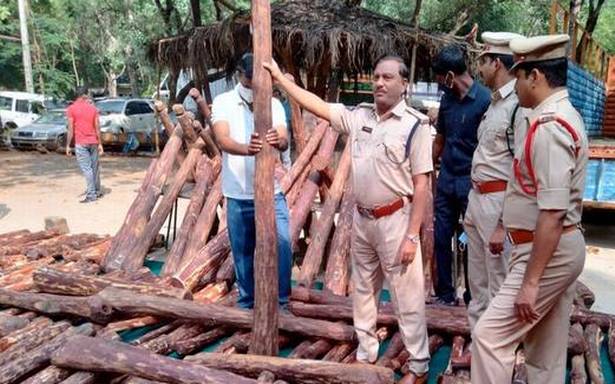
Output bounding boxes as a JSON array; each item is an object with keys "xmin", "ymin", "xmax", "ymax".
[
  {"xmin": 464, "ymin": 189, "xmax": 510, "ymax": 331},
  {"xmin": 351, "ymin": 202, "xmax": 430, "ymax": 375},
  {"xmin": 471, "ymin": 229, "xmax": 585, "ymax": 384}
]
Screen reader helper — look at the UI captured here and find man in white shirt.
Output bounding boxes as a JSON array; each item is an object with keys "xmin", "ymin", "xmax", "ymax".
[{"xmin": 211, "ymin": 53, "xmax": 292, "ymax": 309}]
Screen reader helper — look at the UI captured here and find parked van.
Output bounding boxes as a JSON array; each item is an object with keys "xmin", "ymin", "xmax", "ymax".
[{"xmin": 0, "ymin": 91, "xmax": 48, "ymax": 130}]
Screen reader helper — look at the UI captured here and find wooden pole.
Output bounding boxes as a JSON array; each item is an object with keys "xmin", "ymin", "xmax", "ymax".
[{"xmin": 250, "ymin": 0, "xmax": 278, "ymax": 356}]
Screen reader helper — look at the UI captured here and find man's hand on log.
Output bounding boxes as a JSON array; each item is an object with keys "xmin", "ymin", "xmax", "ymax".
[
  {"xmin": 265, "ymin": 128, "xmax": 281, "ymax": 148},
  {"xmin": 396, "ymin": 237, "xmax": 417, "ymax": 266},
  {"xmin": 263, "ymin": 60, "xmax": 283, "ymax": 82},
  {"xmin": 98, "ymin": 144, "xmax": 104, "ymax": 156},
  {"xmin": 246, "ymin": 132, "xmax": 263, "ymax": 155}
]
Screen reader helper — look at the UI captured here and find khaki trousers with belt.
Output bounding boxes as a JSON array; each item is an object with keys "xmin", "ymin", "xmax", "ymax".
[
  {"xmin": 471, "ymin": 229, "xmax": 585, "ymax": 384},
  {"xmin": 463, "ymin": 189, "xmax": 510, "ymax": 331},
  {"xmin": 351, "ymin": 202, "xmax": 430, "ymax": 375}
]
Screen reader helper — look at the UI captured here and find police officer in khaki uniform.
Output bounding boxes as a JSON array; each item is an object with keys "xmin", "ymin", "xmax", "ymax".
[
  {"xmin": 472, "ymin": 34, "xmax": 588, "ymax": 384},
  {"xmin": 464, "ymin": 32, "xmax": 525, "ymax": 332},
  {"xmin": 265, "ymin": 56, "xmax": 432, "ymax": 384}
]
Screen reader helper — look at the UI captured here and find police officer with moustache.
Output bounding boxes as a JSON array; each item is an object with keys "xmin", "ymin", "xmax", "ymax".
[{"xmin": 265, "ymin": 56, "xmax": 433, "ymax": 384}]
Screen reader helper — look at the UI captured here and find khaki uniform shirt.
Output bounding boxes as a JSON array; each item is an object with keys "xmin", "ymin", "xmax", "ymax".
[
  {"xmin": 329, "ymin": 100, "xmax": 433, "ymax": 207},
  {"xmin": 502, "ymin": 90, "xmax": 588, "ymax": 231},
  {"xmin": 471, "ymin": 80, "xmax": 521, "ymax": 183}
]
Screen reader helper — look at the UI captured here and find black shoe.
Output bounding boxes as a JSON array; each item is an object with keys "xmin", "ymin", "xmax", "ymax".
[
  {"xmin": 96, "ymin": 191, "xmax": 104, "ymax": 198},
  {"xmin": 80, "ymin": 196, "xmax": 97, "ymax": 203}
]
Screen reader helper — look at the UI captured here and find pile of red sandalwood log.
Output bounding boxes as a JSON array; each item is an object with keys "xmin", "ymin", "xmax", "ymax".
[{"xmin": 1, "ymin": 89, "xmax": 614, "ymax": 384}]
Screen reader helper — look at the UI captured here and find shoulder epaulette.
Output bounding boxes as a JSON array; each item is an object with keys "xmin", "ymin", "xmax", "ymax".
[{"xmin": 405, "ymin": 106, "xmax": 429, "ymax": 125}]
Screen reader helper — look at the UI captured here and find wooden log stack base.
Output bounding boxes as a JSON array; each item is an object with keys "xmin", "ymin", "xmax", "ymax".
[
  {"xmin": 52, "ymin": 335, "xmax": 257, "ymax": 384},
  {"xmin": 186, "ymin": 352, "xmax": 395, "ymax": 384},
  {"xmin": 96, "ymin": 287, "xmax": 356, "ymax": 341},
  {"xmin": 0, "ymin": 323, "xmax": 94, "ymax": 384}
]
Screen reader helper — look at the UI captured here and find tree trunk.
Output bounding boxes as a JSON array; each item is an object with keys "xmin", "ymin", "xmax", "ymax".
[
  {"xmin": 190, "ymin": 0, "xmax": 201, "ymax": 27},
  {"xmin": 288, "ymin": 96, "xmax": 307, "ymax": 156},
  {"xmin": 287, "ymin": 301, "xmax": 470, "ymax": 336},
  {"xmin": 279, "ymin": 121, "xmax": 328, "ymax": 193},
  {"xmin": 250, "ymin": 0, "xmax": 279, "ymax": 356},
  {"xmin": 0, "ymin": 314, "xmax": 30, "ymax": 338},
  {"xmin": 0, "ymin": 320, "xmax": 71, "ymax": 365},
  {"xmin": 323, "ymin": 185, "xmax": 353, "ymax": 295},
  {"xmin": 170, "ymin": 229, "xmax": 230, "ymax": 292},
  {"xmin": 571, "ymin": 306, "xmax": 615, "ymax": 329},
  {"xmin": 185, "ymin": 352, "xmax": 395, "ymax": 384},
  {"xmin": 0, "ymin": 288, "xmax": 114, "ymax": 324},
  {"xmin": 397, "ymin": 334, "xmax": 444, "ymax": 374},
  {"xmin": 376, "ymin": 332, "xmax": 404, "ymax": 369},
  {"xmin": 0, "ymin": 323, "xmax": 94, "ymax": 384},
  {"xmin": 178, "ymin": 177, "xmax": 224, "ymax": 273},
  {"xmin": 32, "ymin": 267, "xmax": 191, "ymax": 300},
  {"xmin": 0, "ymin": 317, "xmax": 52, "ymax": 353},
  {"xmin": 322, "ymin": 343, "xmax": 354, "ymax": 363},
  {"xmin": 51, "ymin": 335, "xmax": 256, "ymax": 384},
  {"xmin": 121, "ymin": 144, "xmax": 204, "ymax": 271},
  {"xmin": 57, "ymin": 371, "xmax": 98, "ymax": 384},
  {"xmin": 298, "ymin": 142, "xmax": 351, "ymax": 287},
  {"xmin": 162, "ymin": 156, "xmax": 216, "ymax": 276},
  {"xmin": 584, "ymin": 323, "xmax": 605, "ymax": 384},
  {"xmin": 95, "ymin": 287, "xmax": 356, "ymax": 341},
  {"xmin": 173, "ymin": 327, "xmax": 232, "ymax": 355},
  {"xmin": 568, "ymin": 323, "xmax": 587, "ymax": 355},
  {"xmin": 20, "ymin": 365, "xmax": 73, "ymax": 384},
  {"xmin": 570, "ymin": 354, "xmax": 587, "ymax": 384},
  {"xmin": 63, "ymin": 238, "xmax": 111, "ymax": 265},
  {"xmin": 421, "ymin": 186, "xmax": 435, "ymax": 298},
  {"xmin": 103, "ymin": 126, "xmax": 184, "ymax": 272}
]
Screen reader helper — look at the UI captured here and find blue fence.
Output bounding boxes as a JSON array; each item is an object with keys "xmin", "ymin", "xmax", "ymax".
[{"xmin": 568, "ymin": 61, "xmax": 606, "ymax": 138}]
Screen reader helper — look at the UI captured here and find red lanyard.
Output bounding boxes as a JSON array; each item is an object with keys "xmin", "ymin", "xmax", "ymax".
[{"xmin": 513, "ymin": 115, "xmax": 581, "ymax": 196}]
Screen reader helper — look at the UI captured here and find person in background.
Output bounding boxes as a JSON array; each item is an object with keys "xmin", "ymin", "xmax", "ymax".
[
  {"xmin": 431, "ymin": 44, "xmax": 491, "ymax": 306},
  {"xmin": 66, "ymin": 86, "xmax": 103, "ymax": 203}
]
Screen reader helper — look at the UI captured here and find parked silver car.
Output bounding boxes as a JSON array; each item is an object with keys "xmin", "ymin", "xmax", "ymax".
[
  {"xmin": 96, "ymin": 98, "xmax": 157, "ymax": 147},
  {"xmin": 10, "ymin": 109, "xmax": 67, "ymax": 150}
]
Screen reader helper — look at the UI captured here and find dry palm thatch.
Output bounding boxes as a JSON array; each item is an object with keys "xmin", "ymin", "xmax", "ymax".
[{"xmin": 149, "ymin": 0, "xmax": 473, "ymax": 95}]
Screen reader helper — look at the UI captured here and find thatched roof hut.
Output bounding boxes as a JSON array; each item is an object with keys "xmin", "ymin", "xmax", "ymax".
[{"xmin": 150, "ymin": 0, "xmax": 469, "ymax": 100}]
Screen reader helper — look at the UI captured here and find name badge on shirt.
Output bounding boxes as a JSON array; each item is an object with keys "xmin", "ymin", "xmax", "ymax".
[{"xmin": 361, "ymin": 126, "xmax": 373, "ymax": 134}]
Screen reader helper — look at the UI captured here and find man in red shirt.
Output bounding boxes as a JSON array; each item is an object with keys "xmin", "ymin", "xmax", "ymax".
[{"xmin": 66, "ymin": 86, "xmax": 104, "ymax": 203}]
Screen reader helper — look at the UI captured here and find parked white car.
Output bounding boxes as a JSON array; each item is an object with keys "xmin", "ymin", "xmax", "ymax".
[
  {"xmin": 95, "ymin": 98, "xmax": 157, "ymax": 146},
  {"xmin": 0, "ymin": 91, "xmax": 48, "ymax": 130}
]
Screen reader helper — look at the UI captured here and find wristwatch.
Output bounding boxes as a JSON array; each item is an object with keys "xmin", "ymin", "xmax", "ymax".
[{"xmin": 406, "ymin": 234, "xmax": 420, "ymax": 244}]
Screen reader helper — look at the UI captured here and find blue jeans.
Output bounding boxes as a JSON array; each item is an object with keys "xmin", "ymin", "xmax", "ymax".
[
  {"xmin": 226, "ymin": 193, "xmax": 292, "ymax": 309},
  {"xmin": 434, "ymin": 171, "xmax": 471, "ymax": 302},
  {"xmin": 75, "ymin": 144, "xmax": 101, "ymax": 199}
]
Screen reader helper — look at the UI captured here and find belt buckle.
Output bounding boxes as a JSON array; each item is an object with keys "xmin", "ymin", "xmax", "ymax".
[
  {"xmin": 506, "ymin": 231, "xmax": 515, "ymax": 245},
  {"xmin": 358, "ymin": 206, "xmax": 375, "ymax": 220}
]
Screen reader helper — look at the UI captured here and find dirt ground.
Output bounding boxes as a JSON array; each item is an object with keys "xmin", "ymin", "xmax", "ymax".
[{"xmin": 1, "ymin": 150, "xmax": 614, "ymax": 314}]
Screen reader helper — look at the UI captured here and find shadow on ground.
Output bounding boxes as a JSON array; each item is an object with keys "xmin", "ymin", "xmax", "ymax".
[{"xmin": 0, "ymin": 150, "xmax": 152, "ymax": 189}]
